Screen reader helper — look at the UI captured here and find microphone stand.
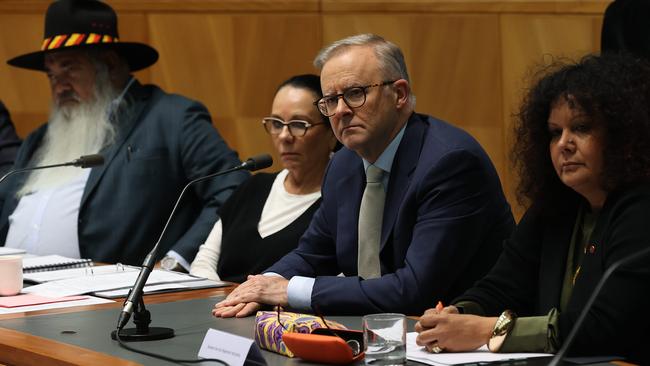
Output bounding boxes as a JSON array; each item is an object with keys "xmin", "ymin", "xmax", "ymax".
[{"xmin": 112, "ymin": 154, "xmax": 272, "ymax": 342}]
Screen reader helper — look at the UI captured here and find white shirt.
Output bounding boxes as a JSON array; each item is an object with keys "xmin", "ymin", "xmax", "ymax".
[
  {"xmin": 189, "ymin": 170, "xmax": 321, "ymax": 281},
  {"xmin": 5, "ymin": 170, "xmax": 90, "ymax": 258}
]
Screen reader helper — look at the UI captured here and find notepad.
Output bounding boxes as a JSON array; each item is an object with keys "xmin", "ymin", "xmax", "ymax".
[
  {"xmin": 405, "ymin": 333, "xmax": 551, "ymax": 365},
  {"xmin": 22, "ymin": 255, "xmax": 92, "ymax": 273},
  {"xmin": 23, "ymin": 264, "xmax": 138, "ymax": 283},
  {"xmin": 24, "ymin": 269, "xmax": 226, "ymax": 298}
]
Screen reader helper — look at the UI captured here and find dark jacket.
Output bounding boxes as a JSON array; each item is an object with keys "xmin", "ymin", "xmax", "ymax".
[
  {"xmin": 0, "ymin": 81, "xmax": 248, "ymax": 265},
  {"xmin": 457, "ymin": 186, "xmax": 650, "ymax": 363}
]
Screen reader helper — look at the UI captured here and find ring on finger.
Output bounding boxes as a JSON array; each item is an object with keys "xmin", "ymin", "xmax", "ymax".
[{"xmin": 430, "ymin": 343, "xmax": 443, "ymax": 353}]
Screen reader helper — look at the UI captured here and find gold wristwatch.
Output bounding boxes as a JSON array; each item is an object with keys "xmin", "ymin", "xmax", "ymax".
[{"xmin": 487, "ymin": 310, "xmax": 516, "ymax": 352}]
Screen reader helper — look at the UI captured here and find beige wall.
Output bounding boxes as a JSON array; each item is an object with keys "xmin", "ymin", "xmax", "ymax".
[{"xmin": 0, "ymin": 0, "xmax": 610, "ymax": 217}]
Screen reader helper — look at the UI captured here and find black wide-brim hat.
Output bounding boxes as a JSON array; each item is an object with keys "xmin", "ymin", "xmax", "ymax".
[{"xmin": 7, "ymin": 0, "xmax": 158, "ymax": 72}]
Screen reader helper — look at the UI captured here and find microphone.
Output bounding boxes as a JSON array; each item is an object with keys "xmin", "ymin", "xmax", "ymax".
[
  {"xmin": 0, "ymin": 154, "xmax": 105, "ymax": 184},
  {"xmin": 548, "ymin": 244, "xmax": 650, "ymax": 366},
  {"xmin": 113, "ymin": 153, "xmax": 273, "ymax": 341},
  {"xmin": 71, "ymin": 154, "xmax": 105, "ymax": 168},
  {"xmin": 241, "ymin": 154, "xmax": 273, "ymax": 172}
]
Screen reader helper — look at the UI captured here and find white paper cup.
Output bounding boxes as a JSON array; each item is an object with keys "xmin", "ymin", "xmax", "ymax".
[{"xmin": 0, "ymin": 255, "xmax": 23, "ymax": 296}]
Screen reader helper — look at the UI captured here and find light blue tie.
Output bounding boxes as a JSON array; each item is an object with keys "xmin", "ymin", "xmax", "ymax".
[{"xmin": 357, "ymin": 165, "xmax": 385, "ymax": 279}]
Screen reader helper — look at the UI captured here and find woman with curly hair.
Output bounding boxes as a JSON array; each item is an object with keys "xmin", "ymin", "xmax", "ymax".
[{"xmin": 414, "ymin": 54, "xmax": 650, "ymax": 363}]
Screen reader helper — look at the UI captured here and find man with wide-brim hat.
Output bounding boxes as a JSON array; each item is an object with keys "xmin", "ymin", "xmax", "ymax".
[
  {"xmin": 0, "ymin": 0, "xmax": 248, "ymax": 269},
  {"xmin": 7, "ymin": 0, "xmax": 158, "ymax": 71}
]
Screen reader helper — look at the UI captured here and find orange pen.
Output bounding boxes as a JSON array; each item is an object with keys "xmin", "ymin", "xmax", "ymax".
[{"xmin": 436, "ymin": 301, "xmax": 444, "ymax": 312}]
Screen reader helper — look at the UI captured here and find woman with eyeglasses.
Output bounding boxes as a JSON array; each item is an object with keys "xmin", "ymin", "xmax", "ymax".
[{"xmin": 190, "ymin": 74, "xmax": 338, "ymax": 283}]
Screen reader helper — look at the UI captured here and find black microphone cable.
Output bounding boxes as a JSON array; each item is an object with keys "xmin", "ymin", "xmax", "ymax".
[{"xmin": 114, "ymin": 332, "xmax": 232, "ymax": 365}]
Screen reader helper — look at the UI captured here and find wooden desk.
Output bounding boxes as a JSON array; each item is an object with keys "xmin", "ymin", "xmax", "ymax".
[
  {"xmin": 0, "ymin": 286, "xmax": 629, "ymax": 366},
  {"xmin": 0, "ymin": 286, "xmax": 375, "ymax": 366}
]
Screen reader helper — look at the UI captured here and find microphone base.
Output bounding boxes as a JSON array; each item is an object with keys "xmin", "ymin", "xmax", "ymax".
[{"xmin": 111, "ymin": 327, "xmax": 175, "ymax": 342}]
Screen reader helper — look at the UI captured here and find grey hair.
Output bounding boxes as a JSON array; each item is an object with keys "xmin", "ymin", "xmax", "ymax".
[{"xmin": 314, "ymin": 33, "xmax": 415, "ymax": 106}]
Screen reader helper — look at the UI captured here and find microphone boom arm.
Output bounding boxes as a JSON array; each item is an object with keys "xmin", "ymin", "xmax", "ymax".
[
  {"xmin": 0, "ymin": 154, "xmax": 105, "ymax": 185},
  {"xmin": 116, "ymin": 154, "xmax": 272, "ymax": 331}
]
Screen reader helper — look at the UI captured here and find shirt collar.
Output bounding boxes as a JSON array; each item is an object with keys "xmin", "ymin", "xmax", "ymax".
[{"xmin": 362, "ymin": 122, "xmax": 407, "ymax": 174}]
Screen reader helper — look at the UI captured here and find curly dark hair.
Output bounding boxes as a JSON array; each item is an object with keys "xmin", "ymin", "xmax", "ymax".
[{"xmin": 512, "ymin": 53, "xmax": 650, "ymax": 208}]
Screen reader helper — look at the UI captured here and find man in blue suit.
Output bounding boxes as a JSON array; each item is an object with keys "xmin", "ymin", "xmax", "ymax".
[
  {"xmin": 0, "ymin": 0, "xmax": 247, "ymax": 269},
  {"xmin": 214, "ymin": 34, "xmax": 514, "ymax": 316}
]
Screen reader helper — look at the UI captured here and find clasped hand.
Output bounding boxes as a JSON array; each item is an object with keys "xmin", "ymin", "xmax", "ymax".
[
  {"xmin": 212, "ymin": 275, "xmax": 289, "ymax": 318},
  {"xmin": 414, "ymin": 305, "xmax": 496, "ymax": 353}
]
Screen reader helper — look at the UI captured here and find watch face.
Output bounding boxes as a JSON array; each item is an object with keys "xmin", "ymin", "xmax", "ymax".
[{"xmin": 161, "ymin": 257, "xmax": 177, "ymax": 270}]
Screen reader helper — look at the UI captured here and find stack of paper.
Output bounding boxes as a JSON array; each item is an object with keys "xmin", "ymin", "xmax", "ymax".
[
  {"xmin": 23, "ymin": 267, "xmax": 227, "ymax": 298},
  {"xmin": 406, "ymin": 333, "xmax": 551, "ymax": 365}
]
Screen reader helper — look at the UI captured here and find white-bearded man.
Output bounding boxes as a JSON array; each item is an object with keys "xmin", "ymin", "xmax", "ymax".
[{"xmin": 0, "ymin": 0, "xmax": 248, "ymax": 270}]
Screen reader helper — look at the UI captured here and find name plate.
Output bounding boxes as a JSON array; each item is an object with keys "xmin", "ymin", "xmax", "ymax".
[{"xmin": 198, "ymin": 328, "xmax": 266, "ymax": 366}]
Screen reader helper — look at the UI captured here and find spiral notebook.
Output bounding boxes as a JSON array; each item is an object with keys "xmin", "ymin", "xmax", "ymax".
[{"xmin": 22, "ymin": 255, "xmax": 92, "ymax": 273}]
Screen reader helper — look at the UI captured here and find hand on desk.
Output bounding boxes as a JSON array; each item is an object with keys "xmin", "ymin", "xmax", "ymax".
[
  {"xmin": 414, "ymin": 305, "xmax": 496, "ymax": 353},
  {"xmin": 212, "ymin": 275, "xmax": 289, "ymax": 318}
]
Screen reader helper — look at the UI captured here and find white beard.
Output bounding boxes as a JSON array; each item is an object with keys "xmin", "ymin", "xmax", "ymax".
[{"xmin": 17, "ymin": 75, "xmax": 119, "ymax": 197}]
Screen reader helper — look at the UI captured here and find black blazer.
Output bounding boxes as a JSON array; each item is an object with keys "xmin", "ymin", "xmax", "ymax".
[{"xmin": 457, "ymin": 186, "xmax": 650, "ymax": 363}]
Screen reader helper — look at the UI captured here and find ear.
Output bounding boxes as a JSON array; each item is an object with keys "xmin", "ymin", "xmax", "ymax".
[
  {"xmin": 98, "ymin": 50, "xmax": 130, "ymax": 87},
  {"xmin": 392, "ymin": 79, "xmax": 410, "ymax": 109},
  {"xmin": 99, "ymin": 50, "xmax": 122, "ymax": 74}
]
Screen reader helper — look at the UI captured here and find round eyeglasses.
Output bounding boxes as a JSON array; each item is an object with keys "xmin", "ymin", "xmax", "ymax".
[
  {"xmin": 313, "ymin": 80, "xmax": 396, "ymax": 117},
  {"xmin": 262, "ymin": 117, "xmax": 324, "ymax": 137}
]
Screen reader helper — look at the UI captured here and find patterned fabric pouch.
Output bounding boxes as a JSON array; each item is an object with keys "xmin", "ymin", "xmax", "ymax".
[{"xmin": 254, "ymin": 310, "xmax": 347, "ymax": 357}]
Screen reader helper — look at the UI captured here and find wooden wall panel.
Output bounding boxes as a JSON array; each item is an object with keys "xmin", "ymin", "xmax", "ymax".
[
  {"xmin": 0, "ymin": 0, "xmax": 611, "ymax": 214},
  {"xmin": 0, "ymin": 13, "xmax": 51, "ymax": 137},
  {"xmin": 118, "ymin": 13, "xmax": 154, "ymax": 85},
  {"xmin": 147, "ymin": 13, "xmax": 321, "ymax": 168}
]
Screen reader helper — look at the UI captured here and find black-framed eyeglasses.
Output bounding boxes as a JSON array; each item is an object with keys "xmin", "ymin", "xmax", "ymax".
[
  {"xmin": 314, "ymin": 80, "xmax": 396, "ymax": 117},
  {"xmin": 262, "ymin": 117, "xmax": 324, "ymax": 137}
]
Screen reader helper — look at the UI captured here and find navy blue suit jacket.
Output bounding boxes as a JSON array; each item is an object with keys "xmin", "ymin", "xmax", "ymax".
[
  {"xmin": 267, "ymin": 113, "xmax": 514, "ymax": 315},
  {"xmin": 0, "ymin": 81, "xmax": 248, "ymax": 265}
]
